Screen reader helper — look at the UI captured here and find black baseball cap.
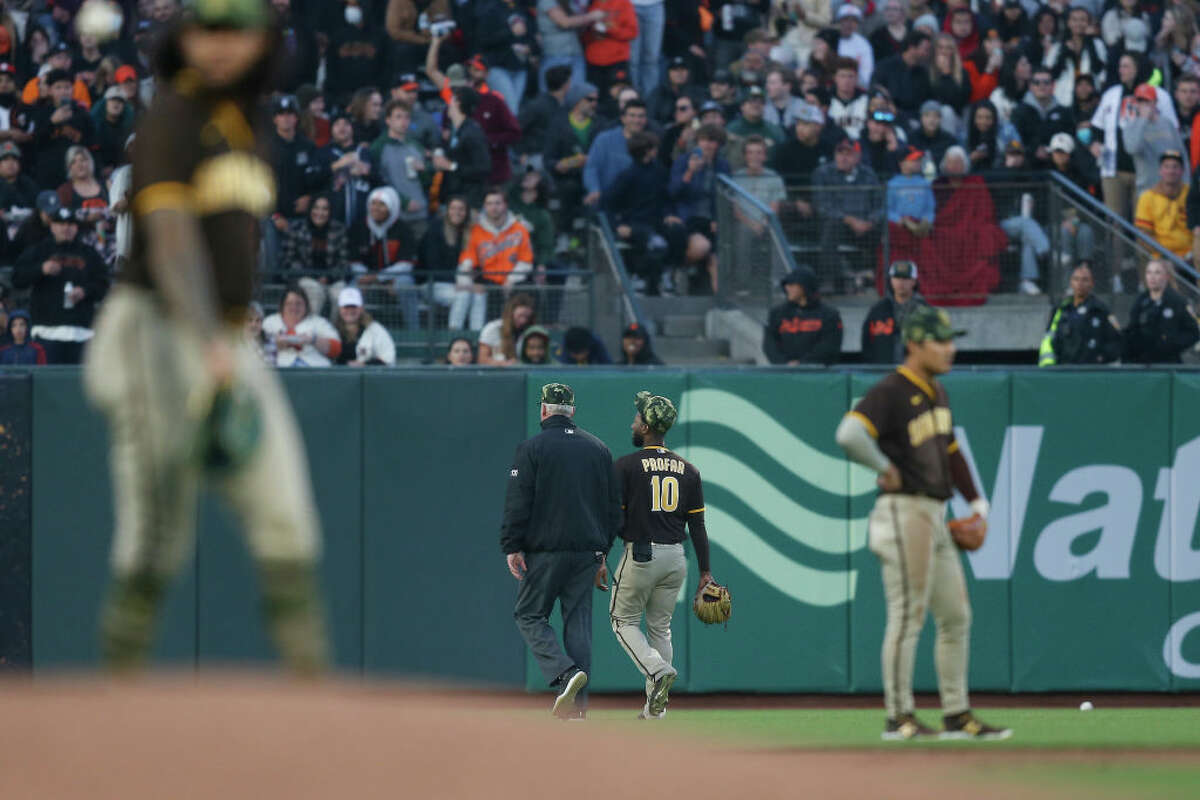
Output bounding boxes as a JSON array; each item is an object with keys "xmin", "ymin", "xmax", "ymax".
[
  {"xmin": 36, "ymin": 191, "xmax": 60, "ymax": 214},
  {"xmin": 699, "ymin": 99, "xmax": 724, "ymax": 115},
  {"xmin": 273, "ymin": 94, "xmax": 299, "ymax": 115},
  {"xmin": 50, "ymin": 41, "xmax": 71, "ymax": 56},
  {"xmin": 668, "ymin": 56, "xmax": 688, "ymax": 70},
  {"xmin": 888, "ymin": 260, "xmax": 918, "ymax": 279},
  {"xmin": 50, "ymin": 206, "xmax": 74, "ymax": 223},
  {"xmin": 711, "ymin": 69, "xmax": 733, "ymax": 85},
  {"xmin": 392, "ymin": 72, "xmax": 420, "ymax": 91},
  {"xmin": 45, "ymin": 68, "xmax": 72, "ymax": 87},
  {"xmin": 1161, "ymin": 150, "xmax": 1185, "ymax": 165}
]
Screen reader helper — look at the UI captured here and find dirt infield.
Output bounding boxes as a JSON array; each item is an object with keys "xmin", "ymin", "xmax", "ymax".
[{"xmin": 0, "ymin": 676, "xmax": 1154, "ymax": 800}]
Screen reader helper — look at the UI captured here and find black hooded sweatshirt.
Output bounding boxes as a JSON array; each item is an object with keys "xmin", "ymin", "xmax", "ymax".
[{"xmin": 763, "ymin": 269, "xmax": 843, "ymax": 365}]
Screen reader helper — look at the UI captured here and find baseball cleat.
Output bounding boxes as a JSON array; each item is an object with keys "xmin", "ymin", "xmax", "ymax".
[
  {"xmin": 940, "ymin": 711, "xmax": 1013, "ymax": 741},
  {"xmin": 881, "ymin": 713, "xmax": 938, "ymax": 741},
  {"xmin": 551, "ymin": 669, "xmax": 588, "ymax": 718},
  {"xmin": 637, "ymin": 708, "xmax": 666, "ymax": 720},
  {"xmin": 646, "ymin": 669, "xmax": 676, "ymax": 717}
]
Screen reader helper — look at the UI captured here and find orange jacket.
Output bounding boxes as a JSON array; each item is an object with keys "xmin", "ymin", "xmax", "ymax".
[
  {"xmin": 458, "ymin": 212, "xmax": 534, "ymax": 285},
  {"xmin": 22, "ymin": 76, "xmax": 92, "ymax": 110},
  {"xmin": 582, "ymin": 0, "xmax": 638, "ymax": 67},
  {"xmin": 965, "ymin": 62, "xmax": 998, "ymax": 105}
]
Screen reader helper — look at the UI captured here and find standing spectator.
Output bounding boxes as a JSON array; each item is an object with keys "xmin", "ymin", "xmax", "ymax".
[
  {"xmin": 518, "ymin": 64, "xmax": 572, "ymax": 171},
  {"xmin": 283, "ymin": 194, "xmax": 351, "ymax": 317},
  {"xmin": 275, "ymin": 0, "xmax": 321, "ymax": 91},
  {"xmin": 862, "ymin": 260, "xmax": 929, "ymax": 365},
  {"xmin": 456, "ymin": 189, "xmax": 535, "ymax": 342},
  {"xmin": 475, "ymin": 0, "xmax": 535, "ymax": 116},
  {"xmin": 583, "ymin": 98, "xmax": 648, "ymax": 204},
  {"xmin": 648, "ymin": 55, "xmax": 700, "ymax": 125},
  {"xmin": 321, "ymin": 109, "xmax": 373, "ymax": 228},
  {"xmin": 500, "ymin": 382, "xmax": 620, "ymax": 720},
  {"xmin": 630, "ymin": 0, "xmax": 665, "ymax": 96},
  {"xmin": 557, "ymin": 326, "xmax": 613, "ymax": 364},
  {"xmin": 0, "ymin": 310, "xmax": 47, "ymax": 365},
  {"xmin": 429, "ymin": 87, "xmax": 492, "ymax": 208},
  {"xmin": 442, "ymin": 59, "xmax": 523, "ymax": 187},
  {"xmin": 828, "ymin": 57, "xmax": 868, "ymax": 139},
  {"xmin": 711, "ymin": 1, "xmax": 768, "ymax": 69},
  {"xmin": 268, "ymin": 94, "xmax": 327, "ymax": 247},
  {"xmin": 668, "ymin": 123, "xmax": 729, "ymax": 293},
  {"xmin": 333, "ymin": 286, "xmax": 396, "ymax": 366},
  {"xmin": 875, "ymin": 31, "xmax": 933, "ymax": 117},
  {"xmin": 582, "ymin": 0, "xmax": 638, "ymax": 98},
  {"xmin": 762, "ymin": 266, "xmax": 843, "ymax": 365},
  {"xmin": 30, "ymin": 69, "xmax": 94, "ymax": 188},
  {"xmin": 477, "ymin": 292, "xmax": 538, "ymax": 365},
  {"xmin": 369, "ymin": 100, "xmax": 429, "ymax": 237},
  {"xmin": 733, "ymin": 135, "xmax": 786, "ymax": 213},
  {"xmin": 618, "ymin": 321, "xmax": 662, "ymax": 364},
  {"xmin": 11, "ymin": 205, "xmax": 108, "ymax": 364},
  {"xmin": 812, "ymin": 137, "xmax": 883, "ymax": 290},
  {"xmin": 538, "ymin": 0, "xmax": 602, "ymax": 92},
  {"xmin": 605, "ymin": 130, "xmax": 671, "ymax": 293},
  {"xmin": 1038, "ymin": 264, "xmax": 1121, "ymax": 366},
  {"xmin": 1043, "ymin": 6, "xmax": 1106, "ymax": 110},
  {"xmin": 1123, "ymin": 84, "xmax": 1188, "ymax": 197},
  {"xmin": 1175, "ymin": 75, "xmax": 1200, "ymax": 169},
  {"xmin": 325, "ymin": 0, "xmax": 386, "ymax": 104},
  {"xmin": 1012, "ymin": 66, "xmax": 1074, "ymax": 170},
  {"xmin": 1134, "ymin": 150, "xmax": 1192, "ymax": 260},
  {"xmin": 545, "ymin": 81, "xmax": 603, "ymax": 222},
  {"xmin": 1123, "ymin": 259, "xmax": 1200, "ymax": 364},
  {"xmin": 261, "ymin": 286, "xmax": 343, "ymax": 368},
  {"xmin": 834, "ymin": 4, "xmax": 873, "ymax": 89}
]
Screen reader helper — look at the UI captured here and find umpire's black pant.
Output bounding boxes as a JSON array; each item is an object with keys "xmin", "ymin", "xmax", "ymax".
[{"xmin": 514, "ymin": 550, "xmax": 596, "ymax": 711}]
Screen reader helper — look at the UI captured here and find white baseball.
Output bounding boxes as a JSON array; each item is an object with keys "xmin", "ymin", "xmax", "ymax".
[
  {"xmin": 1079, "ymin": 701, "xmax": 1094, "ymax": 711},
  {"xmin": 75, "ymin": 0, "xmax": 125, "ymax": 43}
]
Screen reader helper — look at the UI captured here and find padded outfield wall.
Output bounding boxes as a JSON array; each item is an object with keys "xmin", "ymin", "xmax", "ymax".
[{"xmin": 3, "ymin": 367, "xmax": 1199, "ymax": 692}]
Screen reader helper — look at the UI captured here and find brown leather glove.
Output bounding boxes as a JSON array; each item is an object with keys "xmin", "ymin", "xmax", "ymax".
[{"xmin": 948, "ymin": 513, "xmax": 987, "ymax": 551}]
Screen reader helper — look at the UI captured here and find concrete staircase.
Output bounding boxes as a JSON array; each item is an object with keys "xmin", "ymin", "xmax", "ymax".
[{"xmin": 638, "ymin": 295, "xmax": 747, "ymax": 365}]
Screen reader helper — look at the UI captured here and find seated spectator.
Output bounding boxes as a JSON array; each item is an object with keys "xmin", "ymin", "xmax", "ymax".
[
  {"xmin": 326, "ymin": 10, "xmax": 385, "ymax": 106},
  {"xmin": 8, "ymin": 190, "xmax": 57, "ymax": 259},
  {"xmin": 428, "ymin": 87, "xmax": 492, "ymax": 209},
  {"xmin": 762, "ymin": 266, "xmax": 843, "ymax": 366},
  {"xmin": 706, "ymin": 69, "xmax": 740, "ymax": 120},
  {"xmin": 762, "ymin": 67, "xmax": 807, "ymax": 130},
  {"xmin": 283, "ymin": 194, "xmax": 350, "ymax": 317},
  {"xmin": 0, "ymin": 142, "xmax": 37, "ymax": 213},
  {"xmin": 1013, "ymin": 66, "xmax": 1074, "ymax": 171},
  {"xmin": 989, "ymin": 51, "xmax": 1032, "ymax": 127},
  {"xmin": 321, "ymin": 109, "xmax": 373, "ymax": 229},
  {"xmin": 834, "ymin": 5, "xmax": 873, "ymax": 89},
  {"xmin": 965, "ymin": 100, "xmax": 1017, "ymax": 172},
  {"xmin": 0, "ymin": 310, "xmax": 46, "ymax": 365},
  {"xmin": 1038, "ymin": 264, "xmax": 1121, "ymax": 366},
  {"xmin": 333, "ymin": 287, "xmax": 396, "ymax": 367},
  {"xmin": 508, "ymin": 169, "xmax": 556, "ymax": 285},
  {"xmin": 387, "ymin": 73, "xmax": 439, "ymax": 153},
  {"xmin": 1124, "ymin": 259, "xmax": 1200, "ymax": 363},
  {"xmin": 297, "ymin": 85, "xmax": 330, "ymax": 149},
  {"xmin": 733, "ymin": 135, "xmax": 787, "ymax": 213},
  {"xmin": 30, "ymin": 69, "xmax": 94, "ymax": 188},
  {"xmin": 605, "ymin": 130, "xmax": 671, "ymax": 295},
  {"xmin": 369, "ymin": 100, "xmax": 429, "ymax": 238},
  {"xmin": 11, "ymin": 204, "xmax": 107, "ymax": 364},
  {"xmin": 1177, "ymin": 75, "xmax": 1200, "ymax": 169},
  {"xmin": 875, "ymin": 30, "xmax": 933, "ymax": 117},
  {"xmin": 556, "ymin": 325, "xmax": 612, "ymax": 364},
  {"xmin": 922, "ymin": 147, "xmax": 1004, "ymax": 306},
  {"xmin": 963, "ymin": 25, "xmax": 1004, "ymax": 106},
  {"xmin": 928, "ymin": 33, "xmax": 971, "ymax": 127},
  {"xmin": 444, "ymin": 336, "xmax": 477, "ymax": 366},
  {"xmin": 668, "ymin": 123, "xmax": 730, "ymax": 293},
  {"xmin": 863, "ymin": 109, "xmax": 903, "ymax": 178},
  {"xmin": 1123, "ymin": 84, "xmax": 1188, "ymax": 197},
  {"xmin": 769, "ymin": 104, "xmax": 834, "ymax": 221},
  {"xmin": 518, "ymin": 325, "xmax": 554, "ymax": 365},
  {"xmin": 544, "ymin": 80, "xmax": 603, "ymax": 223},
  {"xmin": 57, "ymin": 145, "xmax": 109, "ymax": 235},
  {"xmin": 726, "ymin": 86, "xmax": 785, "ymax": 168},
  {"xmin": 417, "ymin": 196, "xmax": 474, "ymax": 329},
  {"xmin": 812, "ymin": 136, "xmax": 883, "ymax": 292},
  {"xmin": 262, "ymin": 286, "xmax": 342, "ymax": 368},
  {"xmin": 583, "ymin": 98, "xmax": 649, "ymax": 205},
  {"xmin": 869, "ymin": 0, "xmax": 911, "ymax": 66},
  {"xmin": 886, "ymin": 144, "xmax": 935, "ymax": 236},
  {"xmin": 659, "ymin": 92, "xmax": 699, "ymax": 168},
  {"xmin": 648, "ymin": 56, "xmax": 703, "ymax": 125},
  {"xmin": 618, "ymin": 322, "xmax": 662, "ymax": 365},
  {"xmin": 91, "ymin": 86, "xmax": 133, "ymax": 177},
  {"xmin": 245, "ymin": 301, "xmax": 275, "ymax": 366},
  {"xmin": 456, "ymin": 188, "xmax": 535, "ymax": 334},
  {"xmin": 828, "ymin": 57, "xmax": 868, "ymax": 139},
  {"xmin": 1135, "ymin": 151, "xmax": 1192, "ymax": 260},
  {"xmin": 862, "ymin": 260, "xmax": 929, "ymax": 365},
  {"xmin": 995, "ymin": 0, "xmax": 1032, "ymax": 54},
  {"xmin": 582, "ymin": 0, "xmax": 638, "ymax": 98},
  {"xmin": 478, "ymin": 292, "xmax": 537, "ymax": 366},
  {"xmin": 349, "ymin": 186, "xmax": 422, "ymax": 329},
  {"xmin": 909, "ymin": 100, "xmax": 957, "ymax": 165}
]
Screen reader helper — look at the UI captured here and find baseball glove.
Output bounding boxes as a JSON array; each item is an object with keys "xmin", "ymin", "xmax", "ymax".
[
  {"xmin": 197, "ymin": 384, "xmax": 262, "ymax": 473},
  {"xmin": 948, "ymin": 513, "xmax": 987, "ymax": 551},
  {"xmin": 693, "ymin": 581, "xmax": 732, "ymax": 625}
]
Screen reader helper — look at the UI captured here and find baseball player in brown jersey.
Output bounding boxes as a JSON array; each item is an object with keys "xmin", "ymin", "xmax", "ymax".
[
  {"xmin": 603, "ymin": 391, "xmax": 716, "ymax": 719},
  {"xmin": 836, "ymin": 307, "xmax": 1011, "ymax": 740},
  {"xmin": 82, "ymin": 1, "xmax": 329, "ymax": 674}
]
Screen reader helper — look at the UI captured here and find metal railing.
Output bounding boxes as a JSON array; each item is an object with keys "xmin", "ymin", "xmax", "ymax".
[
  {"xmin": 587, "ymin": 212, "xmax": 649, "ymax": 333},
  {"xmin": 255, "ymin": 268, "xmax": 595, "ymax": 363},
  {"xmin": 715, "ymin": 175, "xmax": 799, "ymax": 316}
]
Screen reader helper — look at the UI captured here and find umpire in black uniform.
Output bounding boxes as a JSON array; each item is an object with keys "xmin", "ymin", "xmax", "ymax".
[{"xmin": 501, "ymin": 383, "xmax": 622, "ymax": 719}]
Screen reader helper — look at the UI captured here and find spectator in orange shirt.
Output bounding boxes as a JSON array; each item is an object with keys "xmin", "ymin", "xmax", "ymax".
[
  {"xmin": 452, "ymin": 187, "xmax": 534, "ymax": 332},
  {"xmin": 582, "ymin": 0, "xmax": 638, "ymax": 98},
  {"xmin": 21, "ymin": 41, "xmax": 91, "ymax": 110}
]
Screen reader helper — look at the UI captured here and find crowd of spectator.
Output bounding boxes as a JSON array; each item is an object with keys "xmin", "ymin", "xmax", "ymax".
[{"xmin": 0, "ymin": 0, "xmax": 1198, "ymax": 369}]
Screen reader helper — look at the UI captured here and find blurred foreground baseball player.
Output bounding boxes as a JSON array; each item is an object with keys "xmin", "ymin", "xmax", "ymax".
[
  {"xmin": 501, "ymin": 384, "xmax": 621, "ymax": 719},
  {"xmin": 84, "ymin": 0, "xmax": 329, "ymax": 673},
  {"xmin": 606, "ymin": 392, "xmax": 716, "ymax": 719},
  {"xmin": 836, "ymin": 307, "xmax": 1011, "ymax": 741}
]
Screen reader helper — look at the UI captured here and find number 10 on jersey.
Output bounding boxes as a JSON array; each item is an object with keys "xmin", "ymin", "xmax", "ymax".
[{"xmin": 650, "ymin": 475, "xmax": 679, "ymax": 512}]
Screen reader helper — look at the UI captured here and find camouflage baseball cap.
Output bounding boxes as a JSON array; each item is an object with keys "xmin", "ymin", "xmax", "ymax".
[
  {"xmin": 185, "ymin": 0, "xmax": 271, "ymax": 29},
  {"xmin": 540, "ymin": 382, "xmax": 575, "ymax": 406},
  {"xmin": 635, "ymin": 390, "xmax": 677, "ymax": 434},
  {"xmin": 903, "ymin": 306, "xmax": 966, "ymax": 343}
]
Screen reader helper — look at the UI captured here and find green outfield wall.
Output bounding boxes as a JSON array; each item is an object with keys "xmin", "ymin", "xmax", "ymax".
[{"xmin": 5, "ymin": 367, "xmax": 1200, "ymax": 692}]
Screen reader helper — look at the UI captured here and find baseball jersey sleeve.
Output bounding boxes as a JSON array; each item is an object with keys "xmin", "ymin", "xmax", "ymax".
[
  {"xmin": 131, "ymin": 96, "xmax": 199, "ymax": 218},
  {"xmin": 850, "ymin": 382, "xmax": 895, "ymax": 440}
]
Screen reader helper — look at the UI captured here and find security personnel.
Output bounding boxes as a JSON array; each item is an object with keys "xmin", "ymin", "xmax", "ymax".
[
  {"xmin": 1124, "ymin": 258, "xmax": 1200, "ymax": 364},
  {"xmin": 762, "ymin": 266, "xmax": 843, "ymax": 365},
  {"xmin": 861, "ymin": 260, "xmax": 929, "ymax": 364},
  {"xmin": 501, "ymin": 383, "xmax": 622, "ymax": 719},
  {"xmin": 1038, "ymin": 263, "xmax": 1121, "ymax": 366}
]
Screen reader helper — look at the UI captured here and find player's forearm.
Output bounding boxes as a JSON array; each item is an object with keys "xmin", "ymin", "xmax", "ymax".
[
  {"xmin": 142, "ymin": 209, "xmax": 221, "ymax": 336},
  {"xmin": 688, "ymin": 514, "xmax": 711, "ymax": 573},
  {"xmin": 835, "ymin": 415, "xmax": 891, "ymax": 474},
  {"xmin": 949, "ymin": 448, "xmax": 980, "ymax": 504}
]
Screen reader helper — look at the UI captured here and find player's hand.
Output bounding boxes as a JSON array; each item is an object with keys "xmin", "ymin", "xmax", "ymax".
[
  {"xmin": 878, "ymin": 464, "xmax": 902, "ymax": 492},
  {"xmin": 594, "ymin": 563, "xmax": 609, "ymax": 591},
  {"xmin": 697, "ymin": 571, "xmax": 713, "ymax": 592},
  {"xmin": 506, "ymin": 551, "xmax": 527, "ymax": 580}
]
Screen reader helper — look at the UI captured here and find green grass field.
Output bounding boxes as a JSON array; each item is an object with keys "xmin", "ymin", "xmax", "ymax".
[{"xmin": 578, "ymin": 708, "xmax": 1200, "ymax": 799}]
